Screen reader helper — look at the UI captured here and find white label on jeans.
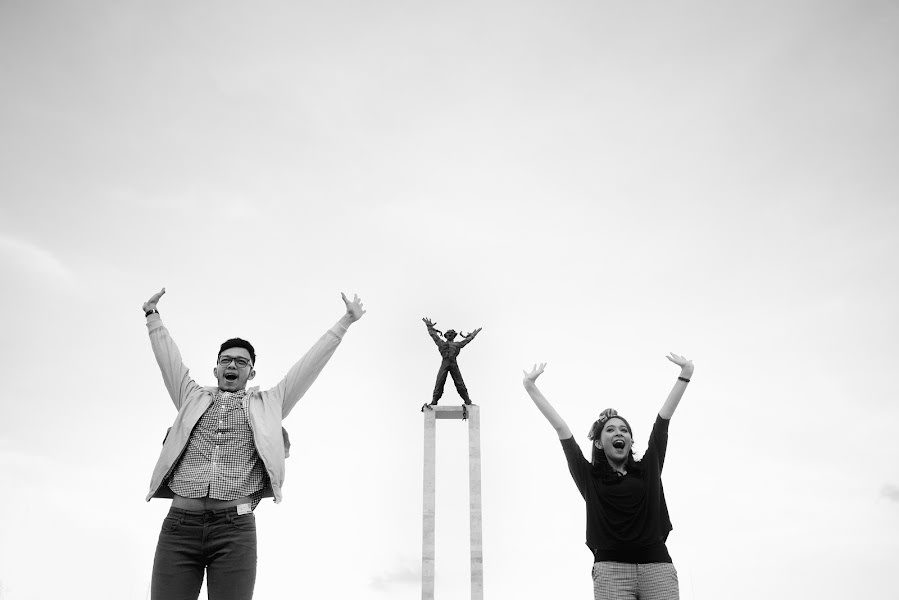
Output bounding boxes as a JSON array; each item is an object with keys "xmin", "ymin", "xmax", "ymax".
[{"xmin": 237, "ymin": 503, "xmax": 252, "ymax": 515}]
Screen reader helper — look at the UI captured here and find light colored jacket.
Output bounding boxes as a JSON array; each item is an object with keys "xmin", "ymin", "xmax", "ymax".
[{"xmin": 145, "ymin": 313, "xmax": 351, "ymax": 503}]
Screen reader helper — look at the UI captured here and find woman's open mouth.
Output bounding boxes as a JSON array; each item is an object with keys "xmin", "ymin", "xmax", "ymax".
[{"xmin": 612, "ymin": 439, "xmax": 626, "ymax": 450}]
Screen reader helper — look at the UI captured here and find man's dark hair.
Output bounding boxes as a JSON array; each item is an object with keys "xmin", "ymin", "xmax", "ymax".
[{"xmin": 219, "ymin": 338, "xmax": 256, "ymax": 365}]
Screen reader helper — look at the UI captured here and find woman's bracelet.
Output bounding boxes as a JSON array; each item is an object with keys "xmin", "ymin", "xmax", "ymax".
[{"xmin": 678, "ymin": 376, "xmax": 690, "ymax": 383}]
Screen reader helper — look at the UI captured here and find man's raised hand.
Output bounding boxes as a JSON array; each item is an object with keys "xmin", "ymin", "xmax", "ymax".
[
  {"xmin": 142, "ymin": 288, "xmax": 166, "ymax": 313},
  {"xmin": 341, "ymin": 293, "xmax": 366, "ymax": 322},
  {"xmin": 423, "ymin": 317, "xmax": 436, "ymax": 328}
]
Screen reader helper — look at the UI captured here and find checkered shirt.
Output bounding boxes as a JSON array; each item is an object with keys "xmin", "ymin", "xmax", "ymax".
[{"xmin": 167, "ymin": 389, "xmax": 267, "ymax": 506}]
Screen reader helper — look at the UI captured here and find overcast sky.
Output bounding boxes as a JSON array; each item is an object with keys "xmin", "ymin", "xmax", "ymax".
[{"xmin": 1, "ymin": 1, "xmax": 898, "ymax": 599}]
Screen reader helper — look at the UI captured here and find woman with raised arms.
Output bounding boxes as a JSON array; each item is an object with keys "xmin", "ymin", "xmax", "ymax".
[{"xmin": 522, "ymin": 353, "xmax": 694, "ymax": 600}]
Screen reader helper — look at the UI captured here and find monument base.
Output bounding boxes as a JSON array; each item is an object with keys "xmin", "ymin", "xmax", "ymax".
[{"xmin": 422, "ymin": 404, "xmax": 483, "ymax": 600}]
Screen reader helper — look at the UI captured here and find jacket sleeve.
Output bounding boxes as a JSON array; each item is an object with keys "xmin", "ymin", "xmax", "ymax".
[
  {"xmin": 269, "ymin": 320, "xmax": 347, "ymax": 418},
  {"xmin": 147, "ymin": 314, "xmax": 202, "ymax": 410}
]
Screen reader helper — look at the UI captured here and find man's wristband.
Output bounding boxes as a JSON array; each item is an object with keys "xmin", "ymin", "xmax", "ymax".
[
  {"xmin": 678, "ymin": 376, "xmax": 690, "ymax": 383},
  {"xmin": 145, "ymin": 309, "xmax": 159, "ymax": 317}
]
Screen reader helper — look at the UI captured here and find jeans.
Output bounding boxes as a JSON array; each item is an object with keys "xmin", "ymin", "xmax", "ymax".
[{"xmin": 151, "ymin": 506, "xmax": 257, "ymax": 600}]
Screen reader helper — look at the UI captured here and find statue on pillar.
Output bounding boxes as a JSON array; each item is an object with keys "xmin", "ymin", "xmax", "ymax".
[{"xmin": 422, "ymin": 317, "xmax": 482, "ymax": 410}]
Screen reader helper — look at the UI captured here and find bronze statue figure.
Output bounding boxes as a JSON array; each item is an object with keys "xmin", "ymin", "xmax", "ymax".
[{"xmin": 422, "ymin": 317, "xmax": 482, "ymax": 407}]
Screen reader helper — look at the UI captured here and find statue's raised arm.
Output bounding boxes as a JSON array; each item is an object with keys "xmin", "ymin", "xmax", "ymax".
[
  {"xmin": 422, "ymin": 317, "xmax": 444, "ymax": 345},
  {"xmin": 458, "ymin": 327, "xmax": 482, "ymax": 347}
]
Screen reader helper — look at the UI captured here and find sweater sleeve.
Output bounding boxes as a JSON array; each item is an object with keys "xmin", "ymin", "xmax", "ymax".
[{"xmin": 560, "ymin": 436, "xmax": 591, "ymax": 501}]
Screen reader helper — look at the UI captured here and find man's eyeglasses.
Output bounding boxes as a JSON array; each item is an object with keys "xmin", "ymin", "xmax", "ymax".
[{"xmin": 218, "ymin": 356, "xmax": 252, "ymax": 368}]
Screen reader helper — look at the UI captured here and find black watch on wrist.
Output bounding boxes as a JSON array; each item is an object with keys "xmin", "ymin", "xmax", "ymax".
[{"xmin": 145, "ymin": 309, "xmax": 159, "ymax": 317}]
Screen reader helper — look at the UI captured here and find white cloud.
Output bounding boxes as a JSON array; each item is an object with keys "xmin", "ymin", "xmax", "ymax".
[
  {"xmin": 0, "ymin": 234, "xmax": 75, "ymax": 287},
  {"xmin": 882, "ymin": 484, "xmax": 899, "ymax": 503},
  {"xmin": 368, "ymin": 562, "xmax": 419, "ymax": 592}
]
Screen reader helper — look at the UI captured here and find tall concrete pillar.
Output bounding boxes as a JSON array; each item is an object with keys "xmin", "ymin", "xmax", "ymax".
[
  {"xmin": 467, "ymin": 405, "xmax": 483, "ymax": 600},
  {"xmin": 422, "ymin": 406, "xmax": 436, "ymax": 600},
  {"xmin": 421, "ymin": 405, "xmax": 484, "ymax": 600}
]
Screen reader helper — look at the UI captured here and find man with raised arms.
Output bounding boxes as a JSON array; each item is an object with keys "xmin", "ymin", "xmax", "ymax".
[{"xmin": 141, "ymin": 287, "xmax": 365, "ymax": 599}]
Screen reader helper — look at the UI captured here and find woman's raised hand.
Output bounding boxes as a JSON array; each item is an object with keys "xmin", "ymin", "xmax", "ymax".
[
  {"xmin": 522, "ymin": 362, "xmax": 547, "ymax": 385},
  {"xmin": 666, "ymin": 353, "xmax": 694, "ymax": 377}
]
